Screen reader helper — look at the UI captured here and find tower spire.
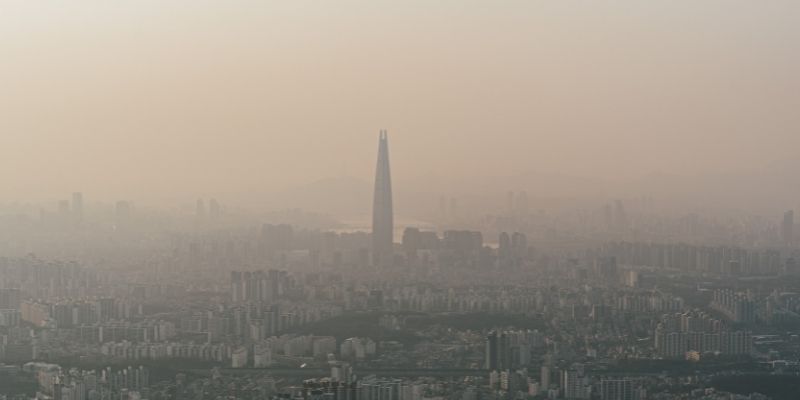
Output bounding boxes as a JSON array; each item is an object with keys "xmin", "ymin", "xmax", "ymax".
[{"xmin": 372, "ymin": 129, "xmax": 394, "ymax": 267}]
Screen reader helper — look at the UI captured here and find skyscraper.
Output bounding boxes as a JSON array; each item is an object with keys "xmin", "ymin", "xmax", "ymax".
[
  {"xmin": 600, "ymin": 379, "xmax": 633, "ymax": 400},
  {"xmin": 372, "ymin": 130, "xmax": 394, "ymax": 267},
  {"xmin": 782, "ymin": 210, "xmax": 794, "ymax": 247},
  {"xmin": 498, "ymin": 232, "xmax": 511, "ymax": 268},
  {"xmin": 196, "ymin": 198, "xmax": 206, "ymax": 219},
  {"xmin": 71, "ymin": 192, "xmax": 83, "ymax": 225},
  {"xmin": 485, "ymin": 331, "xmax": 498, "ymax": 370}
]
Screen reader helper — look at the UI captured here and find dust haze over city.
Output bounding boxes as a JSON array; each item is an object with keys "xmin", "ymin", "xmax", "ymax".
[{"xmin": 1, "ymin": 1, "xmax": 800, "ymax": 400}]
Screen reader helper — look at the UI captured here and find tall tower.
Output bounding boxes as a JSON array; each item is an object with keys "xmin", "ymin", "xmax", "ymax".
[
  {"xmin": 372, "ymin": 130, "xmax": 394, "ymax": 267},
  {"xmin": 782, "ymin": 210, "xmax": 794, "ymax": 248},
  {"xmin": 71, "ymin": 192, "xmax": 83, "ymax": 225}
]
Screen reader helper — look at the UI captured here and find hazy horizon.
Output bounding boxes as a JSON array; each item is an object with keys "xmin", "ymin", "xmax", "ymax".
[
  {"xmin": 3, "ymin": 5, "xmax": 800, "ymax": 396},
  {"xmin": 2, "ymin": 1, "xmax": 799, "ymax": 212}
]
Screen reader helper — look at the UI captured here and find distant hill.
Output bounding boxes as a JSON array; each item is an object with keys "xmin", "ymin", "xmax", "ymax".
[
  {"xmin": 268, "ymin": 176, "xmax": 372, "ymax": 217},
  {"xmin": 253, "ymin": 158, "xmax": 800, "ymax": 220}
]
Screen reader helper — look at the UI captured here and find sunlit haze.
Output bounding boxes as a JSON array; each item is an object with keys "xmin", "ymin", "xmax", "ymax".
[
  {"xmin": 2, "ymin": 1, "xmax": 799, "ymax": 215},
  {"xmin": 4, "ymin": 3, "xmax": 800, "ymax": 399}
]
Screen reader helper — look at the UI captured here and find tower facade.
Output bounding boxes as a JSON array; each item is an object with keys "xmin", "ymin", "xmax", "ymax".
[
  {"xmin": 782, "ymin": 210, "xmax": 794, "ymax": 248},
  {"xmin": 372, "ymin": 130, "xmax": 394, "ymax": 267},
  {"xmin": 71, "ymin": 192, "xmax": 83, "ymax": 225}
]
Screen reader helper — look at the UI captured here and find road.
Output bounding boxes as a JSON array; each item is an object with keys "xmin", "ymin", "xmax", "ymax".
[{"xmin": 197, "ymin": 367, "xmax": 490, "ymax": 378}]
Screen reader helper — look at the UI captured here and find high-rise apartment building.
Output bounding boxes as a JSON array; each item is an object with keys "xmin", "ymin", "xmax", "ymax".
[
  {"xmin": 71, "ymin": 192, "xmax": 83, "ymax": 224},
  {"xmin": 601, "ymin": 379, "xmax": 634, "ymax": 400}
]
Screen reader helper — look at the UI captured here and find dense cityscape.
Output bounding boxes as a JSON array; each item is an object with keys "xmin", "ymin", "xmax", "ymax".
[
  {"xmin": 4, "ymin": 1, "xmax": 800, "ymax": 399},
  {"xmin": 1, "ymin": 130, "xmax": 800, "ymax": 400}
]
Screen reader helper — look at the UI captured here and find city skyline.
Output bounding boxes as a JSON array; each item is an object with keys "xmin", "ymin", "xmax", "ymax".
[{"xmin": 1, "ymin": 3, "xmax": 800, "ymax": 399}]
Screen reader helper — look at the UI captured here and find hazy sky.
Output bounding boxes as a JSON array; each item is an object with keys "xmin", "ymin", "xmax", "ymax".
[{"xmin": 2, "ymin": 1, "xmax": 798, "ymax": 206}]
